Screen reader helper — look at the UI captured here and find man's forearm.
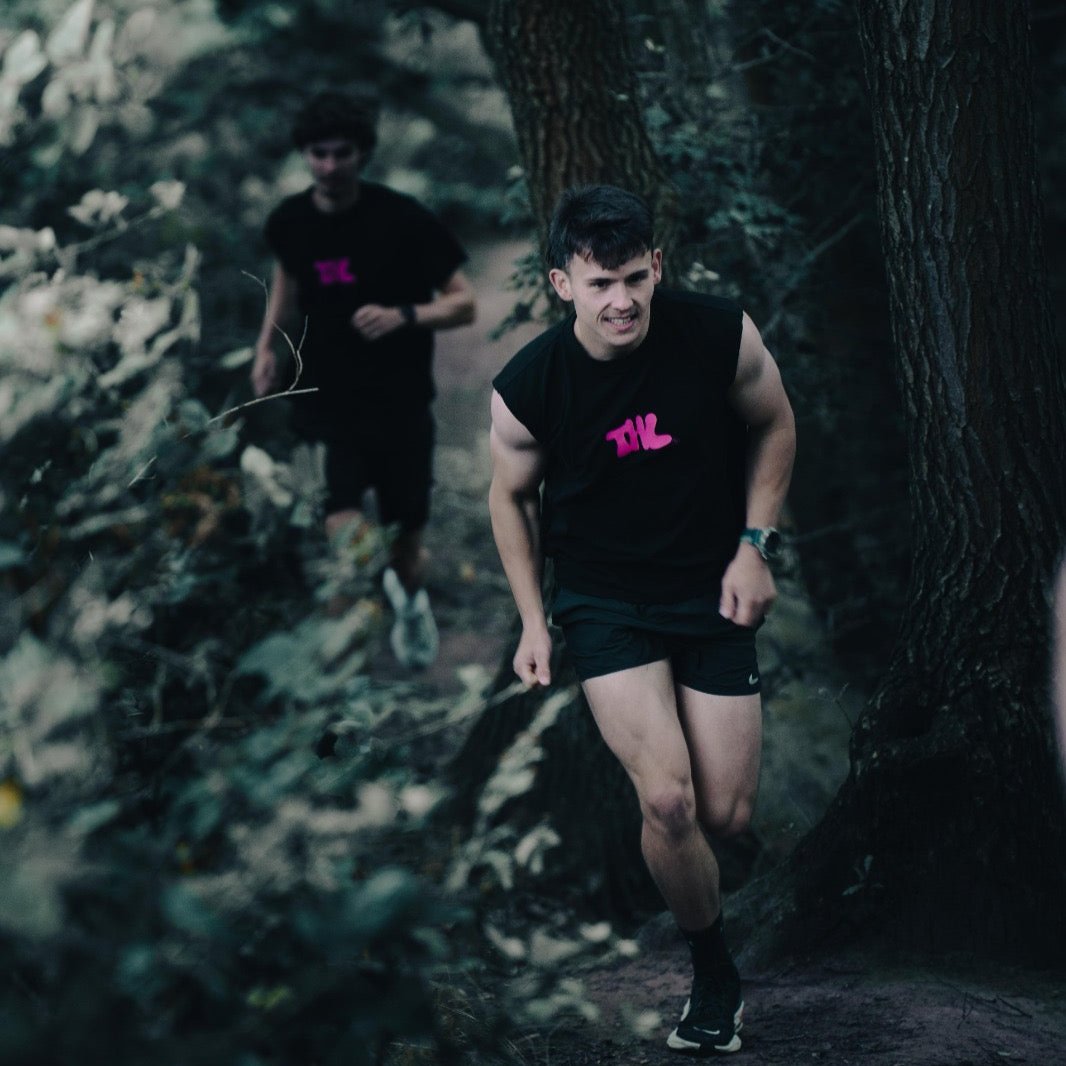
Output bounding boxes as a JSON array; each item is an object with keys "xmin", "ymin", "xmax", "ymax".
[
  {"xmin": 410, "ymin": 289, "xmax": 476, "ymax": 331},
  {"xmin": 489, "ymin": 482, "xmax": 547, "ymax": 631},
  {"xmin": 743, "ymin": 411, "xmax": 796, "ymax": 527}
]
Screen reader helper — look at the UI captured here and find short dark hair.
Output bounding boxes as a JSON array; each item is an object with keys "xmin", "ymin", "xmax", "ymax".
[
  {"xmin": 546, "ymin": 185, "xmax": 654, "ymax": 271},
  {"xmin": 291, "ymin": 91, "xmax": 379, "ymax": 158}
]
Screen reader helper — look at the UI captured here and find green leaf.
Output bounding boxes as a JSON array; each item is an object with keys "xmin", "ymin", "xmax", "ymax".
[
  {"xmin": 0, "ymin": 541, "xmax": 25, "ymax": 569},
  {"xmin": 66, "ymin": 799, "xmax": 121, "ymax": 837}
]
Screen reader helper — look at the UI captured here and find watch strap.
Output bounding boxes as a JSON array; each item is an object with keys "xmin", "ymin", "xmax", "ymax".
[{"xmin": 739, "ymin": 526, "xmax": 780, "ymax": 561}]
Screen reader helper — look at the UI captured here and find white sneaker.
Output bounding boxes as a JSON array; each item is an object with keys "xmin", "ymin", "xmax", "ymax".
[
  {"xmin": 382, "ymin": 568, "xmax": 408, "ymax": 613},
  {"xmin": 382, "ymin": 569, "xmax": 439, "ymax": 669}
]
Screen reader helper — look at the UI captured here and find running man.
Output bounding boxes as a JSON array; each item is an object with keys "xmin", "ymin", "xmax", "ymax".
[
  {"xmin": 252, "ymin": 91, "xmax": 475, "ymax": 667},
  {"xmin": 488, "ymin": 186, "xmax": 796, "ymax": 1054}
]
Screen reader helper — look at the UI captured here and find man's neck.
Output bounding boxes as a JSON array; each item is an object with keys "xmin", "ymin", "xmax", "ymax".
[{"xmin": 311, "ymin": 181, "xmax": 360, "ymax": 214}]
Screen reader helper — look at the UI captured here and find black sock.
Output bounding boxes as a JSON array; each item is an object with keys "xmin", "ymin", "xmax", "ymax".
[{"xmin": 682, "ymin": 913, "xmax": 737, "ymax": 981}]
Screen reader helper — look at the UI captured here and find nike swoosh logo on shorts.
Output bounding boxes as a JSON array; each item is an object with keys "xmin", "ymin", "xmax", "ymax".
[{"xmin": 748, "ymin": 673, "xmax": 758, "ymax": 685}]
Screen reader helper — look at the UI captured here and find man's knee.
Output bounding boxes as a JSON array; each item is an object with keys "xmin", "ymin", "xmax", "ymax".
[{"xmin": 643, "ymin": 784, "xmax": 699, "ymax": 840}]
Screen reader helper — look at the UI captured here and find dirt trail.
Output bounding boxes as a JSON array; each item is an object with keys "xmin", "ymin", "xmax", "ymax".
[{"xmin": 538, "ymin": 941, "xmax": 1065, "ymax": 1066}]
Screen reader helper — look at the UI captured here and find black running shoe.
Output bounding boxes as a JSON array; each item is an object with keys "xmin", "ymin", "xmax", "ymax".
[{"xmin": 666, "ymin": 967, "xmax": 743, "ymax": 1055}]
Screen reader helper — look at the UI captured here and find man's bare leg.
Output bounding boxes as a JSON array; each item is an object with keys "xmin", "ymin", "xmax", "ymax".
[
  {"xmin": 582, "ymin": 662, "xmax": 758, "ymax": 1054},
  {"xmin": 390, "ymin": 527, "xmax": 429, "ymax": 595},
  {"xmin": 675, "ymin": 686, "xmax": 762, "ymax": 842},
  {"xmin": 582, "ymin": 661, "xmax": 718, "ymax": 930},
  {"xmin": 325, "ymin": 513, "xmax": 426, "ymax": 588},
  {"xmin": 382, "ymin": 525, "xmax": 437, "ymax": 669}
]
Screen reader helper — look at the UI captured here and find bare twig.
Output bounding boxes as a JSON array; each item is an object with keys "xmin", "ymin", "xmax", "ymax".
[
  {"xmin": 759, "ymin": 27, "xmax": 816, "ymax": 63},
  {"xmin": 128, "ymin": 455, "xmax": 158, "ymax": 488},
  {"xmin": 204, "ymin": 271, "xmax": 319, "ymax": 428},
  {"xmin": 54, "ymin": 205, "xmax": 168, "ymax": 271},
  {"xmin": 205, "ymin": 386, "xmax": 319, "ymax": 427},
  {"xmin": 763, "ymin": 212, "xmax": 865, "ymax": 337}
]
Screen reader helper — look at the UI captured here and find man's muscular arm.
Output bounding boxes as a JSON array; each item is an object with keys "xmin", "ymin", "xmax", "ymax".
[
  {"xmin": 719, "ymin": 312, "xmax": 797, "ymax": 627},
  {"xmin": 352, "ymin": 269, "xmax": 476, "ymax": 341},
  {"xmin": 488, "ymin": 389, "xmax": 552, "ymax": 687}
]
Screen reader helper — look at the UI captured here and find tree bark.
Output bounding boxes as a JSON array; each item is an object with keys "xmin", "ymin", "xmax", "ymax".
[
  {"xmin": 485, "ymin": 0, "xmax": 678, "ymax": 264},
  {"xmin": 774, "ymin": 0, "xmax": 1066, "ymax": 959}
]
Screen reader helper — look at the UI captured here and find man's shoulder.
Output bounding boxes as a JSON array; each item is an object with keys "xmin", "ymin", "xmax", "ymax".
[
  {"xmin": 653, "ymin": 289, "xmax": 744, "ymax": 363},
  {"xmin": 361, "ymin": 181, "xmax": 433, "ymax": 219},
  {"xmin": 654, "ymin": 287, "xmax": 742, "ymax": 323},
  {"xmin": 267, "ymin": 188, "xmax": 314, "ymax": 225},
  {"xmin": 493, "ymin": 318, "xmax": 572, "ymax": 393}
]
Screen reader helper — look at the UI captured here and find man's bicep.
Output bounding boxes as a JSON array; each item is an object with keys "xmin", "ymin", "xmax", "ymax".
[
  {"xmin": 728, "ymin": 313, "xmax": 791, "ymax": 427},
  {"xmin": 269, "ymin": 261, "xmax": 296, "ymax": 302},
  {"xmin": 490, "ymin": 390, "xmax": 545, "ymax": 491}
]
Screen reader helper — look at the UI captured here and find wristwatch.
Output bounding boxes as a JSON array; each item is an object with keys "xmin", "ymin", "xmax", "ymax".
[
  {"xmin": 399, "ymin": 303, "xmax": 418, "ymax": 326},
  {"xmin": 739, "ymin": 527, "xmax": 782, "ymax": 562}
]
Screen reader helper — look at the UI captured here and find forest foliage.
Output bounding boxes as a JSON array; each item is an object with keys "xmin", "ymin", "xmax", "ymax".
[{"xmin": 0, "ymin": 3, "xmax": 626, "ymax": 1062}]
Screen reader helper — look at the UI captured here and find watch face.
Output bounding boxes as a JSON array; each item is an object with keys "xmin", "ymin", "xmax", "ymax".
[{"xmin": 763, "ymin": 529, "xmax": 782, "ymax": 556}]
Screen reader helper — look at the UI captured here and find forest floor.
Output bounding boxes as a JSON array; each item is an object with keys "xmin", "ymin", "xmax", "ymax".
[{"xmin": 366, "ymin": 241, "xmax": 1066, "ymax": 1066}]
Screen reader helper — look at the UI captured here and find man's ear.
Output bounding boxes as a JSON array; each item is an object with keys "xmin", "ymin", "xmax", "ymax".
[
  {"xmin": 651, "ymin": 248, "xmax": 663, "ymax": 284},
  {"xmin": 548, "ymin": 268, "xmax": 573, "ymax": 302}
]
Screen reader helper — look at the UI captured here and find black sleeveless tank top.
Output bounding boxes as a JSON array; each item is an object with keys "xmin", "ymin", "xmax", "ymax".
[{"xmin": 493, "ymin": 289, "xmax": 746, "ymax": 602}]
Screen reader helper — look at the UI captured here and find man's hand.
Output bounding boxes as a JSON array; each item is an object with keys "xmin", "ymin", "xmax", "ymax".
[
  {"xmin": 251, "ymin": 347, "xmax": 278, "ymax": 397},
  {"xmin": 513, "ymin": 623, "xmax": 552, "ymax": 688},
  {"xmin": 352, "ymin": 304, "xmax": 406, "ymax": 342},
  {"xmin": 719, "ymin": 543, "xmax": 776, "ymax": 628}
]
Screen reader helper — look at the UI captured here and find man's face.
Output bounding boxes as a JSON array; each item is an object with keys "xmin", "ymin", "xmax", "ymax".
[
  {"xmin": 548, "ymin": 248, "xmax": 662, "ymax": 360},
  {"xmin": 304, "ymin": 138, "xmax": 362, "ymax": 199}
]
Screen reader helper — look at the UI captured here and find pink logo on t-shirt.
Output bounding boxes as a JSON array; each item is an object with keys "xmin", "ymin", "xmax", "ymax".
[
  {"xmin": 314, "ymin": 258, "xmax": 356, "ymax": 285},
  {"xmin": 605, "ymin": 413, "xmax": 674, "ymax": 457}
]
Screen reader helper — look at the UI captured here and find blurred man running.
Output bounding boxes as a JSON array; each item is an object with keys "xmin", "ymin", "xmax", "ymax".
[{"xmin": 253, "ymin": 91, "xmax": 475, "ymax": 667}]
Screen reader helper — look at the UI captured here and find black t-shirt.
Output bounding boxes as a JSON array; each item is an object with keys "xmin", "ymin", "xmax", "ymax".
[
  {"xmin": 493, "ymin": 289, "xmax": 747, "ymax": 603},
  {"xmin": 264, "ymin": 183, "xmax": 467, "ymax": 417}
]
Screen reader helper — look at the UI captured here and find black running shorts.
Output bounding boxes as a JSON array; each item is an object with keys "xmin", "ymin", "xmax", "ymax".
[
  {"xmin": 551, "ymin": 587, "xmax": 762, "ymax": 696},
  {"xmin": 297, "ymin": 407, "xmax": 435, "ymax": 530}
]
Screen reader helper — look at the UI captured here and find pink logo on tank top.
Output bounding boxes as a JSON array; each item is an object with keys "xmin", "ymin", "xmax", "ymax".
[
  {"xmin": 313, "ymin": 258, "xmax": 356, "ymax": 285},
  {"xmin": 604, "ymin": 413, "xmax": 674, "ymax": 457}
]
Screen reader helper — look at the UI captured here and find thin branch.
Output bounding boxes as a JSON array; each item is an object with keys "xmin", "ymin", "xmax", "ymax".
[
  {"xmin": 759, "ymin": 27, "xmax": 816, "ymax": 63},
  {"xmin": 206, "ymin": 273, "xmax": 319, "ymax": 426},
  {"xmin": 128, "ymin": 455, "xmax": 157, "ymax": 488},
  {"xmin": 55, "ymin": 205, "xmax": 169, "ymax": 270},
  {"xmin": 205, "ymin": 387, "xmax": 319, "ymax": 426},
  {"xmin": 763, "ymin": 212, "xmax": 865, "ymax": 337}
]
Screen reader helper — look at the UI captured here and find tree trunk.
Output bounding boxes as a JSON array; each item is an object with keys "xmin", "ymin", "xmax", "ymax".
[
  {"xmin": 485, "ymin": 0, "xmax": 678, "ymax": 265},
  {"xmin": 773, "ymin": 0, "xmax": 1066, "ymax": 959}
]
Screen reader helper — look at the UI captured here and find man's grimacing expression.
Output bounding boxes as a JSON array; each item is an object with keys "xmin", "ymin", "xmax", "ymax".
[
  {"xmin": 304, "ymin": 138, "xmax": 362, "ymax": 200},
  {"xmin": 548, "ymin": 248, "xmax": 663, "ymax": 361}
]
